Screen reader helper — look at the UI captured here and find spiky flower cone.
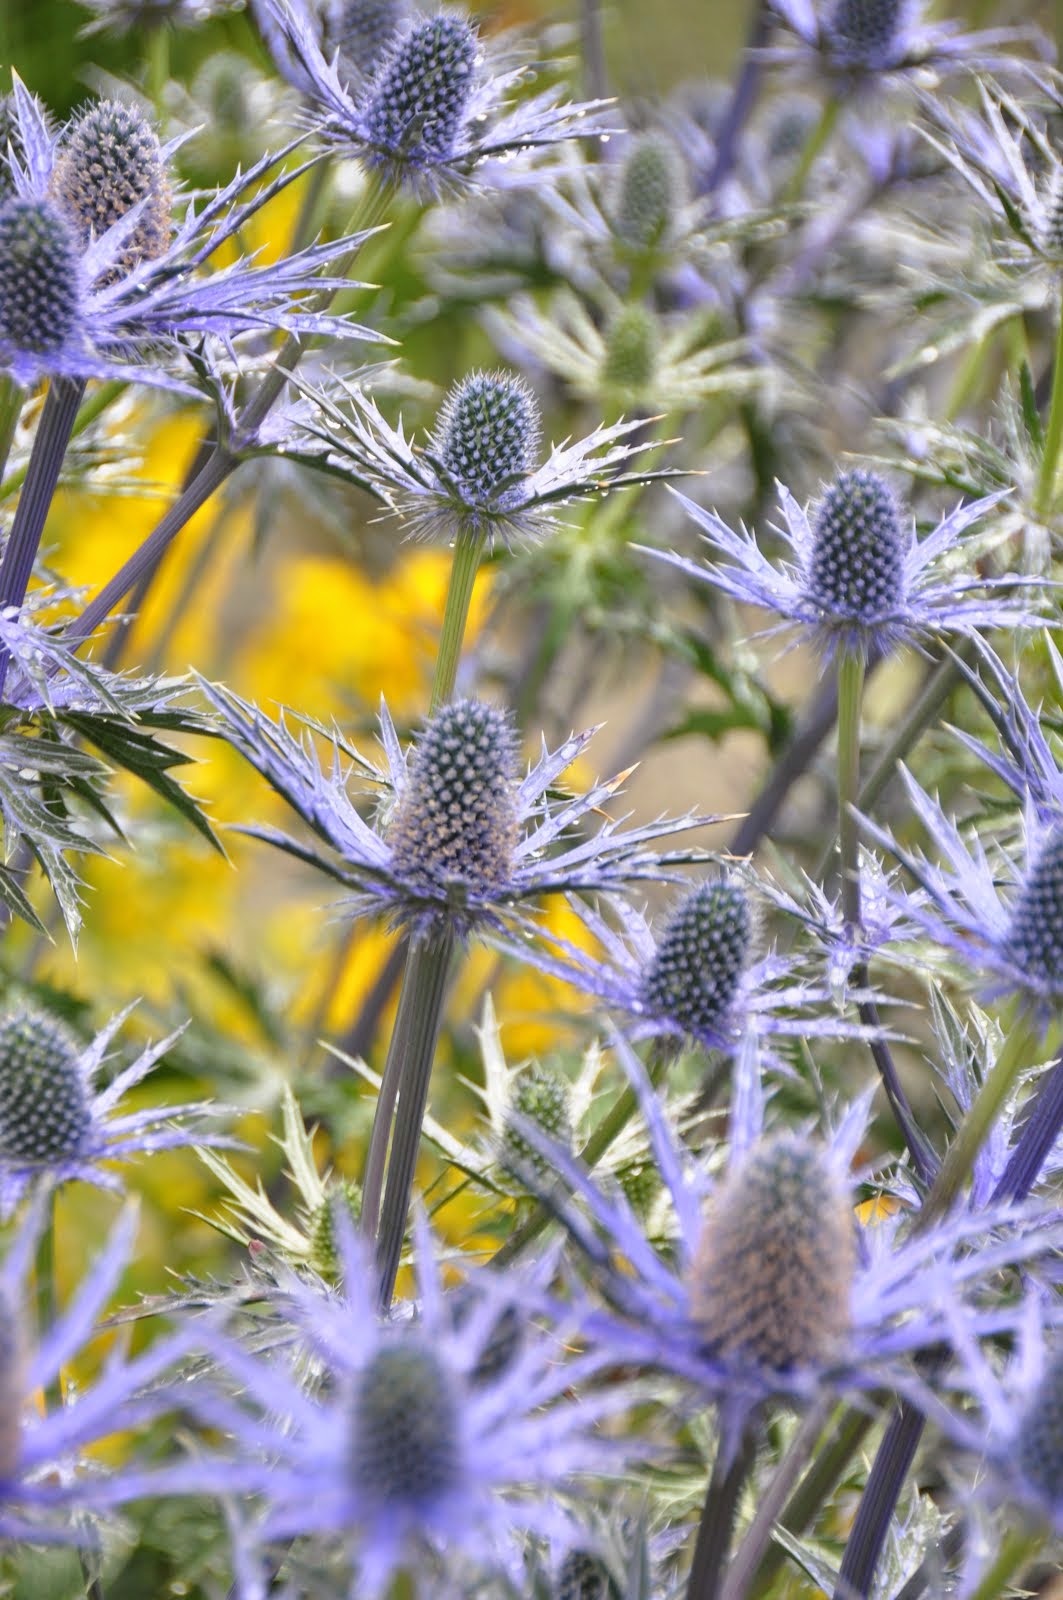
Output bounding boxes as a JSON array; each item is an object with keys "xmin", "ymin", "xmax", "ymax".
[
  {"xmin": 641, "ymin": 879, "xmax": 753, "ymax": 1039},
  {"xmin": 0, "ymin": 1007, "xmax": 91, "ymax": 1162},
  {"xmin": 601, "ymin": 305, "xmax": 658, "ymax": 396},
  {"xmin": 328, "ymin": 0, "xmax": 406, "ymax": 81},
  {"xmin": 613, "ymin": 133, "xmax": 683, "ymax": 249},
  {"xmin": 808, "ymin": 469, "xmax": 906, "ymax": 622},
  {"xmin": 1007, "ymin": 828, "xmax": 1063, "ymax": 996},
  {"xmin": 308, "ymin": 1181, "xmax": 363, "ymax": 1280},
  {"xmin": 0, "ymin": 199, "xmax": 80, "ymax": 359},
  {"xmin": 690, "ymin": 1134, "xmax": 855, "ymax": 1374},
  {"xmin": 827, "ymin": 0, "xmax": 903, "ymax": 65},
  {"xmin": 363, "ymin": 16, "xmax": 478, "ymax": 167},
  {"xmin": 502, "ymin": 1062, "xmax": 573, "ymax": 1181},
  {"xmin": 50, "ymin": 99, "xmax": 171, "ymax": 280},
  {"xmin": 436, "ymin": 371, "xmax": 541, "ymax": 505},
  {"xmin": 1016, "ymin": 1345, "xmax": 1063, "ymax": 1513},
  {"xmin": 348, "ymin": 1341, "xmax": 461, "ymax": 1508}
]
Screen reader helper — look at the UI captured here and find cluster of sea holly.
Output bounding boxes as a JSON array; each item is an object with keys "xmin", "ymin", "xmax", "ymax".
[{"xmin": 1, "ymin": 0, "xmax": 1063, "ymax": 1596}]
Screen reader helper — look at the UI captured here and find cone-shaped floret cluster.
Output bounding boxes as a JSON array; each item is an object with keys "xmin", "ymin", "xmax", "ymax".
[
  {"xmin": 348, "ymin": 1340, "xmax": 462, "ymax": 1510},
  {"xmin": 362, "ymin": 16, "xmax": 478, "ymax": 170},
  {"xmin": 0, "ymin": 1007, "xmax": 91, "ymax": 1163},
  {"xmin": 0, "ymin": 198, "xmax": 81, "ymax": 360},
  {"xmin": 557, "ymin": 1550, "xmax": 621, "ymax": 1600},
  {"xmin": 690, "ymin": 1134, "xmax": 855, "ymax": 1374},
  {"xmin": 388, "ymin": 698, "xmax": 520, "ymax": 900},
  {"xmin": 50, "ymin": 99, "xmax": 171, "ymax": 280},
  {"xmin": 308, "ymin": 1180, "xmax": 363, "ymax": 1281},
  {"xmin": 328, "ymin": 0, "xmax": 407, "ymax": 81},
  {"xmin": 613, "ymin": 133, "xmax": 683, "ymax": 249},
  {"xmin": 826, "ymin": 0, "xmax": 904, "ymax": 65},
  {"xmin": 1016, "ymin": 1344, "xmax": 1063, "ymax": 1515},
  {"xmin": 1006, "ymin": 826, "xmax": 1063, "ymax": 998},
  {"xmin": 642, "ymin": 878, "xmax": 753, "ymax": 1038},
  {"xmin": 601, "ymin": 305, "xmax": 658, "ymax": 395},
  {"xmin": 808, "ymin": 469, "xmax": 906, "ymax": 623},
  {"xmin": 503, "ymin": 1062, "xmax": 573, "ymax": 1179},
  {"xmin": 436, "ymin": 371, "xmax": 541, "ymax": 506}
]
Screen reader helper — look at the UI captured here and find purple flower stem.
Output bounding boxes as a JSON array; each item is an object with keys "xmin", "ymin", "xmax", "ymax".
[
  {"xmin": 0, "ymin": 376, "xmax": 85, "ymax": 694},
  {"xmin": 705, "ymin": 0, "xmax": 771, "ymax": 196},
  {"xmin": 729, "ymin": 674, "xmax": 839, "ymax": 857},
  {"xmin": 371, "ymin": 930, "xmax": 457, "ymax": 1309},
  {"xmin": 992, "ymin": 1048, "xmax": 1063, "ymax": 1203},
  {"xmin": 688, "ymin": 1428, "xmax": 758, "ymax": 1600}
]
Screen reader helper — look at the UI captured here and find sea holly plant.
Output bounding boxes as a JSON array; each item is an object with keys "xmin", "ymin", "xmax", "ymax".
[{"xmin": 5, "ymin": 7, "xmax": 1063, "ymax": 1600}]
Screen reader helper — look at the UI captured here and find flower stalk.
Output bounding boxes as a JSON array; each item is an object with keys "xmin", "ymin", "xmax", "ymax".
[
  {"xmin": 431, "ymin": 526, "xmax": 486, "ymax": 711},
  {"xmin": 1035, "ymin": 298, "xmax": 1063, "ymax": 518}
]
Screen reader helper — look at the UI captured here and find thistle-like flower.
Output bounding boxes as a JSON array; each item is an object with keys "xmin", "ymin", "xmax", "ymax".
[
  {"xmin": 286, "ymin": 366, "xmax": 684, "ymax": 548},
  {"xmin": 200, "ymin": 1217, "xmax": 626, "ymax": 1596},
  {"xmin": 527, "ymin": 1033, "xmax": 1057, "ymax": 1453},
  {"xmin": 862, "ymin": 773, "xmax": 1063, "ymax": 1026},
  {"xmin": 0, "ymin": 1203, "xmax": 203, "ymax": 1539},
  {"xmin": 0, "ymin": 1003, "xmax": 236, "ymax": 1215},
  {"xmin": 648, "ymin": 470, "xmax": 1042, "ymax": 661},
  {"xmin": 198, "ymin": 683, "xmax": 713, "ymax": 940},
  {"xmin": 765, "ymin": 0, "xmax": 1042, "ymax": 87},
  {"xmin": 257, "ymin": 0, "xmax": 608, "ymax": 198},
  {"xmin": 325, "ymin": 0, "xmax": 409, "ymax": 86},
  {"xmin": 514, "ymin": 875, "xmax": 883, "ymax": 1061},
  {"xmin": 0, "ymin": 79, "xmax": 377, "ymax": 389}
]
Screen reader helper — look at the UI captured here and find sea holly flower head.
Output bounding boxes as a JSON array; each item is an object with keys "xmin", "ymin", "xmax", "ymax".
[
  {"xmin": 0, "ymin": 1002, "xmax": 236, "ymax": 1216},
  {"xmin": 529, "ymin": 1033, "xmax": 1058, "ymax": 1454},
  {"xmin": 501, "ymin": 1061, "xmax": 574, "ymax": 1182},
  {"xmin": 515, "ymin": 875, "xmax": 883, "ymax": 1061},
  {"xmin": 765, "ymin": 0, "xmax": 1043, "ymax": 88},
  {"xmin": 258, "ymin": 0, "xmax": 609, "ymax": 198},
  {"xmin": 325, "ymin": 0, "xmax": 409, "ymax": 86},
  {"xmin": 282, "ymin": 365, "xmax": 684, "ymax": 549},
  {"xmin": 648, "ymin": 472, "xmax": 1043, "ymax": 662},
  {"xmin": 611, "ymin": 133, "xmax": 686, "ymax": 251},
  {"xmin": 0, "ymin": 77, "xmax": 378, "ymax": 389},
  {"xmin": 862, "ymin": 772, "xmax": 1063, "ymax": 1026},
  {"xmin": 199, "ymin": 682, "xmax": 715, "ymax": 941},
  {"xmin": 203, "ymin": 1217, "xmax": 628, "ymax": 1596}
]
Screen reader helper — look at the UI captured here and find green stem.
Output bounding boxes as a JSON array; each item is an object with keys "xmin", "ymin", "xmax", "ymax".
[
  {"xmin": 289, "ymin": 159, "xmax": 334, "ymax": 256},
  {"xmin": 782, "ymin": 97, "xmax": 839, "ymax": 205},
  {"xmin": 965, "ymin": 1527, "xmax": 1042, "ymax": 1600},
  {"xmin": 34, "ymin": 1187, "xmax": 62, "ymax": 1412},
  {"xmin": 0, "ymin": 376, "xmax": 22, "ymax": 487},
  {"xmin": 430, "ymin": 527, "xmax": 486, "ymax": 711},
  {"xmin": 1035, "ymin": 293, "xmax": 1063, "ymax": 518},
  {"xmin": 372, "ymin": 932, "xmax": 457, "ymax": 1308},
  {"xmin": 857, "ymin": 649, "xmax": 968, "ymax": 817},
  {"xmin": 491, "ymin": 1048, "xmax": 670, "ymax": 1269},
  {"xmin": 836, "ymin": 648, "xmax": 865, "ymax": 930},
  {"xmin": 687, "ymin": 1430, "xmax": 757, "ymax": 1600},
  {"xmin": 920, "ymin": 1006, "xmax": 1040, "ymax": 1228},
  {"xmin": 146, "ymin": 25, "xmax": 170, "ymax": 113}
]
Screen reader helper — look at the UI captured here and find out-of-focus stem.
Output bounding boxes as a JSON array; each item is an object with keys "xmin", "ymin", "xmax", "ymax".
[
  {"xmin": 966, "ymin": 1528, "xmax": 1042, "ymax": 1600},
  {"xmin": 706, "ymin": 0, "xmax": 771, "ymax": 196},
  {"xmin": 688, "ymin": 1431, "xmax": 757, "ymax": 1600},
  {"xmin": 782, "ymin": 96, "xmax": 839, "ymax": 205},
  {"xmin": 0, "ymin": 376, "xmax": 22, "ymax": 487},
  {"xmin": 833, "ymin": 1399, "xmax": 926, "ymax": 1600},
  {"xmin": 722, "ymin": 1398, "xmax": 832, "ymax": 1600},
  {"xmin": 835, "ymin": 647, "xmax": 865, "ymax": 928},
  {"xmin": 373, "ymin": 931, "xmax": 456, "ymax": 1309},
  {"xmin": 1035, "ymin": 295, "xmax": 1063, "ymax": 517},
  {"xmin": 431, "ymin": 527, "xmax": 486, "ymax": 711},
  {"xmin": 579, "ymin": 0, "xmax": 608, "ymax": 101}
]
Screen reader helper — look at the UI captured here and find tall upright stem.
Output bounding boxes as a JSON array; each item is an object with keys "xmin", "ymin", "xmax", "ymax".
[
  {"xmin": 373, "ymin": 931, "xmax": 456, "ymax": 1309},
  {"xmin": 0, "ymin": 377, "xmax": 85, "ymax": 692},
  {"xmin": 782, "ymin": 97, "xmax": 839, "ymax": 205},
  {"xmin": 835, "ymin": 648, "xmax": 865, "ymax": 930},
  {"xmin": 1035, "ymin": 296, "xmax": 1063, "ymax": 518},
  {"xmin": 688, "ymin": 1431, "xmax": 757, "ymax": 1600},
  {"xmin": 430, "ymin": 527, "xmax": 485, "ymax": 711}
]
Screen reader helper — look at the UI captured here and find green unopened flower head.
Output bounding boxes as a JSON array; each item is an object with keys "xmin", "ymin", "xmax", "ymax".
[
  {"xmin": 600, "ymin": 304, "xmax": 659, "ymax": 397},
  {"xmin": 808, "ymin": 469, "xmax": 906, "ymax": 624},
  {"xmin": 1007, "ymin": 827, "xmax": 1063, "ymax": 996},
  {"xmin": 502, "ymin": 1062, "xmax": 573, "ymax": 1180},
  {"xmin": 690, "ymin": 1134, "xmax": 855, "ymax": 1374},
  {"xmin": 308, "ymin": 1180, "xmax": 362, "ymax": 1280},
  {"xmin": 387, "ymin": 698, "xmax": 520, "ymax": 907},
  {"xmin": 0, "ymin": 198, "xmax": 81, "ymax": 360},
  {"xmin": 642, "ymin": 878, "xmax": 753, "ymax": 1042},
  {"xmin": 556, "ymin": 1549, "xmax": 621, "ymax": 1600},
  {"xmin": 348, "ymin": 1340, "xmax": 461, "ymax": 1509},
  {"xmin": 50, "ymin": 99, "xmax": 171, "ymax": 280},
  {"xmin": 436, "ymin": 370, "xmax": 542, "ymax": 507},
  {"xmin": 613, "ymin": 133, "xmax": 684, "ymax": 249},
  {"xmin": 616, "ymin": 1156, "xmax": 660, "ymax": 1219},
  {"xmin": 1016, "ymin": 1344, "xmax": 1063, "ymax": 1513},
  {"xmin": 0, "ymin": 1007, "xmax": 91, "ymax": 1164}
]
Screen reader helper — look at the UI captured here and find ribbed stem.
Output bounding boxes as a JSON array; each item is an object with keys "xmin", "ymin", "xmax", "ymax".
[
  {"xmin": 836, "ymin": 647, "xmax": 865, "ymax": 930},
  {"xmin": 430, "ymin": 527, "xmax": 485, "ymax": 711},
  {"xmin": 1035, "ymin": 296, "xmax": 1063, "ymax": 518},
  {"xmin": 0, "ymin": 376, "xmax": 22, "ymax": 487},
  {"xmin": 992, "ymin": 1048, "xmax": 1063, "ymax": 1202},
  {"xmin": 833, "ymin": 1400, "xmax": 926, "ymax": 1600},
  {"xmin": 722, "ymin": 1397, "xmax": 833, "ymax": 1600},
  {"xmin": 374, "ymin": 931, "xmax": 456, "ymax": 1309},
  {"xmin": 688, "ymin": 1430, "xmax": 757, "ymax": 1600},
  {"xmin": 0, "ymin": 377, "xmax": 85, "ymax": 693},
  {"xmin": 0, "ymin": 381, "xmax": 126, "ymax": 506}
]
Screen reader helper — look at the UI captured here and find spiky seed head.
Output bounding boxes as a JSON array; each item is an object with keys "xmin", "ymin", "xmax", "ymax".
[
  {"xmin": 641, "ymin": 879, "xmax": 753, "ymax": 1040},
  {"xmin": 327, "ymin": 0, "xmax": 407, "ymax": 82},
  {"xmin": 600, "ymin": 305, "xmax": 659, "ymax": 397},
  {"xmin": 0, "ymin": 1006, "xmax": 91, "ymax": 1164},
  {"xmin": 349, "ymin": 1340, "xmax": 462, "ymax": 1508},
  {"xmin": 0, "ymin": 97, "xmax": 21, "ymax": 203},
  {"xmin": 50, "ymin": 99, "xmax": 171, "ymax": 282},
  {"xmin": 0, "ymin": 198, "xmax": 81, "ymax": 360},
  {"xmin": 690, "ymin": 1134, "xmax": 855, "ymax": 1375},
  {"xmin": 436, "ymin": 371, "xmax": 541, "ymax": 506},
  {"xmin": 1016, "ymin": 1344, "xmax": 1063, "ymax": 1512},
  {"xmin": 387, "ymin": 698, "xmax": 520, "ymax": 908},
  {"xmin": 308, "ymin": 1180, "xmax": 362, "ymax": 1280},
  {"xmin": 362, "ymin": 16, "xmax": 478, "ymax": 171},
  {"xmin": 556, "ymin": 1550, "xmax": 621, "ymax": 1600},
  {"xmin": 617, "ymin": 1156, "xmax": 660, "ymax": 1219},
  {"xmin": 807, "ymin": 469, "xmax": 906, "ymax": 625},
  {"xmin": 613, "ymin": 133, "xmax": 684, "ymax": 249},
  {"xmin": 0, "ymin": 1288, "xmax": 24, "ymax": 1482},
  {"xmin": 502, "ymin": 1062, "xmax": 573, "ymax": 1180},
  {"xmin": 1007, "ymin": 827, "xmax": 1063, "ymax": 996},
  {"xmin": 449, "ymin": 1285, "xmax": 524, "ymax": 1384},
  {"xmin": 826, "ymin": 0, "xmax": 903, "ymax": 65}
]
